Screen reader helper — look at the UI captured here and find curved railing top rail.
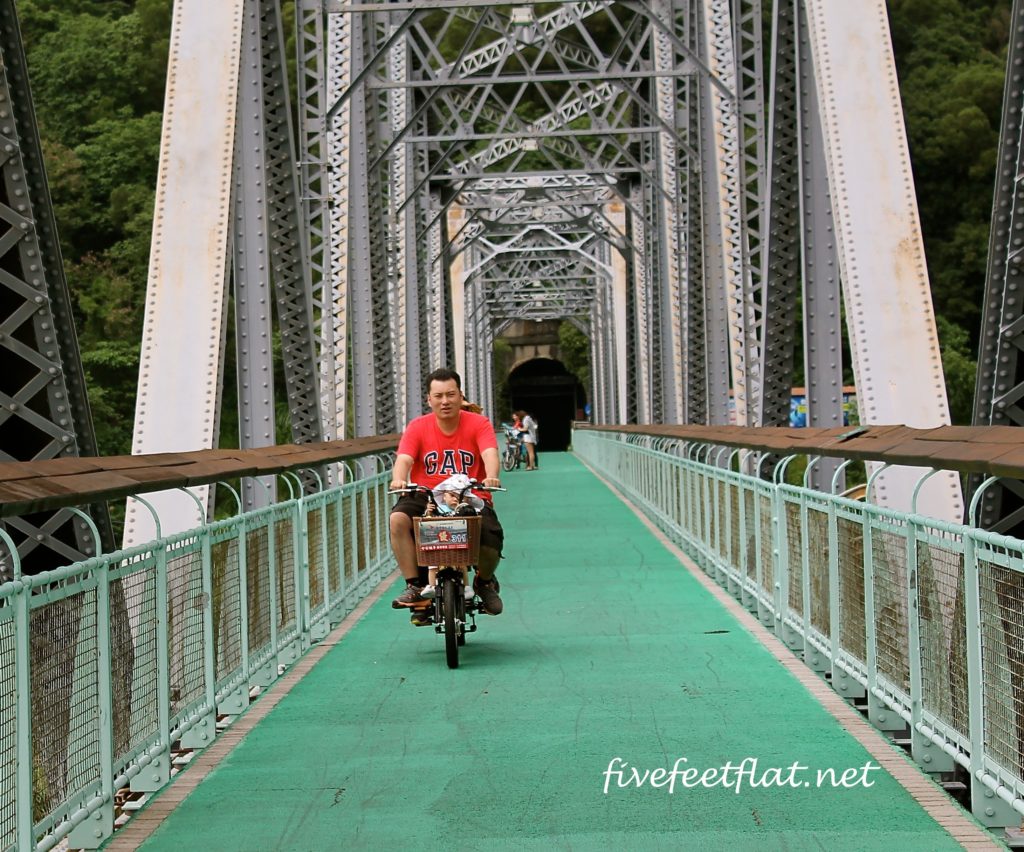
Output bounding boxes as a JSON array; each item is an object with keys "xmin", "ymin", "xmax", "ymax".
[
  {"xmin": 0, "ymin": 434, "xmax": 401, "ymax": 518},
  {"xmin": 576, "ymin": 423, "xmax": 1024, "ymax": 479}
]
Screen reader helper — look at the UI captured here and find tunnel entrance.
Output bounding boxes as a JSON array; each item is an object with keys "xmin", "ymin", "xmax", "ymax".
[{"xmin": 506, "ymin": 358, "xmax": 584, "ymax": 452}]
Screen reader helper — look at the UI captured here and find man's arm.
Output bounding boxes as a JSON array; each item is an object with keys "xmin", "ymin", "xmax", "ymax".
[
  {"xmin": 390, "ymin": 453, "xmax": 414, "ymax": 491},
  {"xmin": 481, "ymin": 446, "xmax": 500, "ymax": 487}
]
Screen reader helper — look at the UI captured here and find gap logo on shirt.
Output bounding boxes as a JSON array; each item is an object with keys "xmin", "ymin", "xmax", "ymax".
[{"xmin": 423, "ymin": 449, "xmax": 475, "ymax": 476}]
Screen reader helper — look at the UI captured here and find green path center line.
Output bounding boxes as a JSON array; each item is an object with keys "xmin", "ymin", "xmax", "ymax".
[{"xmin": 129, "ymin": 452, "xmax": 989, "ymax": 851}]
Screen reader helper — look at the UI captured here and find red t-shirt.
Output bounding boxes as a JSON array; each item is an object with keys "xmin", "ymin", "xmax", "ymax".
[{"xmin": 397, "ymin": 411, "xmax": 497, "ymax": 495}]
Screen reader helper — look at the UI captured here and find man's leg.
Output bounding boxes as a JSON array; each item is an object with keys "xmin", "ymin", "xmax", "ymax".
[
  {"xmin": 474, "ymin": 509, "xmax": 504, "ymax": 614},
  {"xmin": 390, "ymin": 499, "xmax": 428, "ymax": 608},
  {"xmin": 389, "ymin": 510, "xmax": 419, "ymax": 581}
]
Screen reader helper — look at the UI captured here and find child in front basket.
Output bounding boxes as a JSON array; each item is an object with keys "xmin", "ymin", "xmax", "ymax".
[{"xmin": 421, "ymin": 474, "xmax": 482, "ymax": 601}]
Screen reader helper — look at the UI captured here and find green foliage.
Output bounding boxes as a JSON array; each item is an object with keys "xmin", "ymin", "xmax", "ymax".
[
  {"xmin": 935, "ymin": 315, "xmax": 977, "ymax": 425},
  {"xmin": 17, "ymin": 0, "xmax": 170, "ymax": 455},
  {"xmin": 557, "ymin": 321, "xmax": 590, "ymax": 401}
]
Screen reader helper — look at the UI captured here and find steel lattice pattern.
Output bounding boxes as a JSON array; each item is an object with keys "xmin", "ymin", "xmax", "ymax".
[
  {"xmin": 30, "ymin": 590, "xmax": 100, "ymax": 821},
  {"xmin": 785, "ymin": 499, "xmax": 804, "ymax": 617},
  {"xmin": 111, "ymin": 559, "xmax": 160, "ymax": 767},
  {"xmin": 836, "ymin": 514, "xmax": 866, "ymax": 664},
  {"xmin": 870, "ymin": 526, "xmax": 911, "ymax": 693},
  {"xmin": 246, "ymin": 524, "xmax": 272, "ymax": 662},
  {"xmin": 807, "ymin": 505, "xmax": 830, "ymax": 637},
  {"xmin": 211, "ymin": 536, "xmax": 242, "ymax": 685},
  {"xmin": 978, "ymin": 555, "xmax": 1024, "ymax": 781},
  {"xmin": 166, "ymin": 543, "xmax": 206, "ymax": 720},
  {"xmin": 0, "ymin": 606, "xmax": 16, "ymax": 849},
  {"xmin": 916, "ymin": 535, "xmax": 969, "ymax": 740}
]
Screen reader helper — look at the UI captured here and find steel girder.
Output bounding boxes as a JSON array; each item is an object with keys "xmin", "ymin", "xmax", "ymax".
[
  {"xmin": 801, "ymin": 0, "xmax": 961, "ymax": 520},
  {"xmin": 972, "ymin": 0, "xmax": 1024, "ymax": 533},
  {"xmin": 0, "ymin": 0, "xmax": 113, "ymax": 571}
]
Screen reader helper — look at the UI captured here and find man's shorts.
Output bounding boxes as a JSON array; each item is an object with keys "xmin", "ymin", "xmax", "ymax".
[{"xmin": 391, "ymin": 491, "xmax": 504, "ymax": 557}]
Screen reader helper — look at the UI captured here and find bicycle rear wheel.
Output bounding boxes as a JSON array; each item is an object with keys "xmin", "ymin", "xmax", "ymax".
[{"xmin": 442, "ymin": 576, "xmax": 459, "ymax": 668}]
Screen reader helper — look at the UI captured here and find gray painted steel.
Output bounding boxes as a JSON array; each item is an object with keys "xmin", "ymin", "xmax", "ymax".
[{"xmin": 0, "ymin": 0, "xmax": 113, "ymax": 569}]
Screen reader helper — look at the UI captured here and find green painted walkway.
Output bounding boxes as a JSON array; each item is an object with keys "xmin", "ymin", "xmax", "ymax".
[{"xmin": 137, "ymin": 453, "xmax": 976, "ymax": 851}]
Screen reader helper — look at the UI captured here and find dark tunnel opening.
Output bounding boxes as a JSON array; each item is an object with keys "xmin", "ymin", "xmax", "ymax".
[{"xmin": 506, "ymin": 357, "xmax": 585, "ymax": 452}]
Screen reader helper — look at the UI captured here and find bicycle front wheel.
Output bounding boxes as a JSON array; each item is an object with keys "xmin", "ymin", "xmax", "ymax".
[
  {"xmin": 502, "ymin": 448, "xmax": 516, "ymax": 472},
  {"xmin": 442, "ymin": 576, "xmax": 459, "ymax": 669}
]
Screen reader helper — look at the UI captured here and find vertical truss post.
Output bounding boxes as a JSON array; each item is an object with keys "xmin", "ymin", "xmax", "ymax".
[
  {"xmin": 234, "ymin": 0, "xmax": 279, "ymax": 511},
  {"xmin": 296, "ymin": 0, "xmax": 336, "ymax": 441},
  {"xmin": 652, "ymin": 0, "xmax": 686, "ymax": 423},
  {"xmin": 344, "ymin": 11, "xmax": 379, "ymax": 436},
  {"xmin": 125, "ymin": 0, "xmax": 244, "ymax": 544},
  {"xmin": 629, "ymin": 183, "xmax": 654, "ymax": 423},
  {"xmin": 803, "ymin": 0, "xmax": 961, "ymax": 520},
  {"xmin": 258, "ymin": 0, "xmax": 324, "ymax": 449},
  {"xmin": 448, "ymin": 205, "xmax": 469, "ymax": 379},
  {"xmin": 326, "ymin": 7, "xmax": 351, "ymax": 437},
  {"xmin": 759, "ymin": 0, "xmax": 801, "ymax": 429},
  {"xmin": 972, "ymin": 0, "xmax": 1024, "ymax": 532},
  {"xmin": 795, "ymin": 0, "xmax": 842, "ymax": 488},
  {"xmin": 608, "ymin": 202, "xmax": 629, "ymax": 423},
  {"xmin": 426, "ymin": 191, "xmax": 447, "ymax": 370},
  {"xmin": 700, "ymin": 0, "xmax": 758, "ymax": 425},
  {"xmin": 387, "ymin": 14, "xmax": 414, "ymax": 425}
]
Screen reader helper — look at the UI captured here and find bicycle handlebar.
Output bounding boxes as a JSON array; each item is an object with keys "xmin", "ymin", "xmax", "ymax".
[{"xmin": 387, "ymin": 480, "xmax": 507, "ymax": 498}]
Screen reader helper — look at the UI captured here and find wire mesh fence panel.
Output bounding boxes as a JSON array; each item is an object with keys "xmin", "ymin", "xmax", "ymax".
[
  {"xmin": 355, "ymin": 491, "xmax": 368, "ymax": 577},
  {"xmin": 211, "ymin": 533, "xmax": 242, "ymax": 687},
  {"xmin": 759, "ymin": 491, "xmax": 774, "ymax": 596},
  {"xmin": 344, "ymin": 491, "xmax": 357, "ymax": 586},
  {"xmin": 836, "ymin": 511, "xmax": 866, "ymax": 665},
  {"xmin": 978, "ymin": 549, "xmax": 1024, "ymax": 790},
  {"xmin": 245, "ymin": 523, "xmax": 272, "ymax": 664},
  {"xmin": 166, "ymin": 539, "xmax": 206, "ymax": 723},
  {"xmin": 870, "ymin": 522, "xmax": 911, "ymax": 694},
  {"xmin": 807, "ymin": 503, "xmax": 830, "ymax": 637},
  {"xmin": 29, "ymin": 585, "xmax": 100, "ymax": 826},
  {"xmin": 327, "ymin": 497, "xmax": 342, "ymax": 598},
  {"xmin": 727, "ymin": 480, "xmax": 741, "ymax": 566},
  {"xmin": 706, "ymin": 473, "xmax": 717, "ymax": 557},
  {"xmin": 0, "ymin": 600, "xmax": 17, "ymax": 850},
  {"xmin": 274, "ymin": 515, "xmax": 297, "ymax": 638},
  {"xmin": 744, "ymin": 487, "xmax": 757, "ymax": 580},
  {"xmin": 916, "ymin": 533, "xmax": 969, "ymax": 743},
  {"xmin": 110, "ymin": 555, "xmax": 160, "ymax": 772},
  {"xmin": 307, "ymin": 506, "xmax": 325, "ymax": 614},
  {"xmin": 785, "ymin": 498, "xmax": 804, "ymax": 618}
]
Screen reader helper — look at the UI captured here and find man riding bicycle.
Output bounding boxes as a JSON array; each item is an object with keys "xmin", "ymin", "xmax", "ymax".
[{"xmin": 389, "ymin": 368, "xmax": 504, "ymax": 616}]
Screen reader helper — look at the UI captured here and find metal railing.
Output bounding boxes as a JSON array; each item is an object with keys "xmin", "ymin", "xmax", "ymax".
[
  {"xmin": 573, "ymin": 428, "xmax": 1024, "ymax": 831},
  {"xmin": 1, "ymin": 454, "xmax": 396, "ymax": 852}
]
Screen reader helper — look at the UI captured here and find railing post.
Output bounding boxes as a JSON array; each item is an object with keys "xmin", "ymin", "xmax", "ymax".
[
  {"xmin": 181, "ymin": 530, "xmax": 217, "ymax": 749},
  {"xmin": 69, "ymin": 563, "xmax": 114, "ymax": 848},
  {"xmin": 14, "ymin": 566, "xmax": 32, "ymax": 851},
  {"xmin": 964, "ymin": 534, "xmax": 1019, "ymax": 827},
  {"xmin": 133, "ymin": 545, "xmax": 172, "ymax": 791},
  {"xmin": 295, "ymin": 490, "xmax": 312, "ymax": 652}
]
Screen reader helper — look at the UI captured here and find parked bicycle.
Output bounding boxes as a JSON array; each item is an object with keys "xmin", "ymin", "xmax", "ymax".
[
  {"xmin": 501, "ymin": 424, "xmax": 526, "ymax": 472},
  {"xmin": 388, "ymin": 480, "xmax": 505, "ymax": 668}
]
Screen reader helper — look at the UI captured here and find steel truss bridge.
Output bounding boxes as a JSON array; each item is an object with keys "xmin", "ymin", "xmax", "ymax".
[{"xmin": 2, "ymin": 0, "xmax": 1024, "ymax": 847}]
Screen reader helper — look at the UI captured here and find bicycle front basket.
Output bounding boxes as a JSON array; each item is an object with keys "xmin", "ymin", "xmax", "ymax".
[{"xmin": 413, "ymin": 516, "xmax": 481, "ymax": 566}]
